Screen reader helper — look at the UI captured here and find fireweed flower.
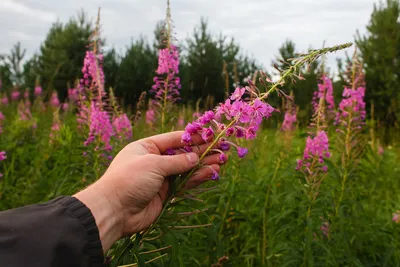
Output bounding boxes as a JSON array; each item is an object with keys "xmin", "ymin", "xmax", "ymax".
[
  {"xmin": 113, "ymin": 113, "xmax": 132, "ymax": 141},
  {"xmin": 182, "ymin": 87, "xmax": 275, "ymax": 161},
  {"xmin": 24, "ymin": 89, "xmax": 29, "ymax": 99},
  {"xmin": 68, "ymin": 88, "xmax": 79, "ymax": 102},
  {"xmin": 281, "ymin": 110, "xmax": 297, "ymax": 131},
  {"xmin": 11, "ymin": 90, "xmax": 20, "ymax": 101},
  {"xmin": 150, "ymin": 45, "xmax": 181, "ymax": 118},
  {"xmin": 312, "ymin": 76, "xmax": 335, "ymax": 117},
  {"xmin": 34, "ymin": 86, "xmax": 43, "ymax": 96},
  {"xmin": 296, "ymin": 131, "xmax": 331, "ymax": 173},
  {"xmin": 50, "ymin": 91, "xmax": 60, "ymax": 108},
  {"xmin": 84, "ymin": 102, "xmax": 114, "ymax": 152},
  {"xmin": 335, "ymin": 87, "xmax": 366, "ymax": 125},
  {"xmin": 1, "ymin": 96, "xmax": 8, "ymax": 106},
  {"xmin": 146, "ymin": 109, "xmax": 156, "ymax": 125},
  {"xmin": 393, "ymin": 211, "xmax": 400, "ymax": 223}
]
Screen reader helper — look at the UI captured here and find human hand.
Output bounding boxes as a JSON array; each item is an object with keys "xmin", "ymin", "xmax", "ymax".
[{"xmin": 74, "ymin": 131, "xmax": 225, "ymax": 252}]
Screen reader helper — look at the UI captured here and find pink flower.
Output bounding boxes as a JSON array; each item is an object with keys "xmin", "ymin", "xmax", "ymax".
[
  {"xmin": 237, "ymin": 147, "xmax": 248, "ymax": 158},
  {"xmin": 336, "ymin": 87, "xmax": 366, "ymax": 124},
  {"xmin": 24, "ymin": 90, "xmax": 29, "ymax": 99},
  {"xmin": 281, "ymin": 111, "xmax": 297, "ymax": 131},
  {"xmin": 50, "ymin": 91, "xmax": 60, "ymax": 107},
  {"xmin": 34, "ymin": 86, "xmax": 43, "ymax": 96},
  {"xmin": 0, "ymin": 112, "xmax": 5, "ymax": 121},
  {"xmin": 218, "ymin": 153, "xmax": 227, "ymax": 163},
  {"xmin": 113, "ymin": 113, "xmax": 132, "ymax": 141},
  {"xmin": 393, "ymin": 212, "xmax": 400, "ymax": 223},
  {"xmin": 146, "ymin": 109, "xmax": 155, "ymax": 125},
  {"xmin": 84, "ymin": 102, "xmax": 114, "ymax": 151},
  {"xmin": 177, "ymin": 116, "xmax": 185, "ymax": 127},
  {"xmin": 11, "ymin": 90, "xmax": 20, "ymax": 101},
  {"xmin": 230, "ymin": 87, "xmax": 246, "ymax": 101},
  {"xmin": 312, "ymin": 75, "xmax": 335, "ymax": 113},
  {"xmin": 211, "ymin": 168, "xmax": 219, "ymax": 181},
  {"xmin": 297, "ymin": 131, "xmax": 330, "ymax": 174},
  {"xmin": 68, "ymin": 88, "xmax": 78, "ymax": 102},
  {"xmin": 150, "ymin": 45, "xmax": 181, "ymax": 107},
  {"xmin": 1, "ymin": 97, "xmax": 8, "ymax": 105},
  {"xmin": 201, "ymin": 127, "xmax": 214, "ymax": 141},
  {"xmin": 0, "ymin": 151, "xmax": 6, "ymax": 161},
  {"xmin": 62, "ymin": 103, "xmax": 69, "ymax": 111}
]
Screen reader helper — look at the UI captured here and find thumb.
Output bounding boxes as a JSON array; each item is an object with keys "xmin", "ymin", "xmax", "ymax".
[{"xmin": 150, "ymin": 152, "xmax": 199, "ymax": 177}]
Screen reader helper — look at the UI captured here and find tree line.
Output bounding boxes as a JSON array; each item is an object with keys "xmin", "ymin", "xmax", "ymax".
[{"xmin": 0, "ymin": 0, "xmax": 399, "ymax": 128}]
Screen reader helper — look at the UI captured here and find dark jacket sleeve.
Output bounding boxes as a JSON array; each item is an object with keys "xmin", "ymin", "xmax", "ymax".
[{"xmin": 0, "ymin": 196, "xmax": 104, "ymax": 267}]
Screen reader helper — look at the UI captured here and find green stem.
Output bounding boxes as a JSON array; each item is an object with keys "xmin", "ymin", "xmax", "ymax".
[{"xmin": 262, "ymin": 157, "xmax": 281, "ymax": 266}]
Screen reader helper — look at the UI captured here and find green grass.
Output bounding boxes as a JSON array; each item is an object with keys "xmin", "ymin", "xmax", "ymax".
[{"xmin": 1, "ymin": 104, "xmax": 400, "ymax": 267}]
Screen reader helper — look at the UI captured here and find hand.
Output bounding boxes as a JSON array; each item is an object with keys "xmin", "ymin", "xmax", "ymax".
[{"xmin": 74, "ymin": 131, "xmax": 225, "ymax": 252}]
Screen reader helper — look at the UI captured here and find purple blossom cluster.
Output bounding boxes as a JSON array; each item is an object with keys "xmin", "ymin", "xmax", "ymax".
[
  {"xmin": 312, "ymin": 76, "xmax": 335, "ymax": 113},
  {"xmin": 296, "ymin": 131, "xmax": 331, "ymax": 173},
  {"xmin": 113, "ymin": 113, "xmax": 132, "ymax": 141},
  {"xmin": 335, "ymin": 87, "xmax": 366, "ymax": 125},
  {"xmin": 84, "ymin": 102, "xmax": 114, "ymax": 152},
  {"xmin": 148, "ymin": 45, "xmax": 181, "ymax": 122},
  {"xmin": 34, "ymin": 86, "xmax": 43, "ymax": 97},
  {"xmin": 181, "ymin": 87, "xmax": 275, "ymax": 174},
  {"xmin": 151, "ymin": 47, "xmax": 181, "ymax": 101},
  {"xmin": 50, "ymin": 91, "xmax": 60, "ymax": 108},
  {"xmin": 281, "ymin": 110, "xmax": 297, "ymax": 131},
  {"xmin": 11, "ymin": 89, "xmax": 20, "ymax": 101},
  {"xmin": 81, "ymin": 51, "xmax": 105, "ymax": 93}
]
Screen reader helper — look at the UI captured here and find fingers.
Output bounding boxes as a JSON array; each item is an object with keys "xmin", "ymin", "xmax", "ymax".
[
  {"xmin": 185, "ymin": 164, "xmax": 221, "ymax": 189},
  {"xmin": 141, "ymin": 131, "xmax": 207, "ymax": 154},
  {"xmin": 148, "ymin": 152, "xmax": 199, "ymax": 177}
]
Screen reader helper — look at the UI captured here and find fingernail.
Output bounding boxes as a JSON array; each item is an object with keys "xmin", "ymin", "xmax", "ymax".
[{"xmin": 186, "ymin": 152, "xmax": 199, "ymax": 165}]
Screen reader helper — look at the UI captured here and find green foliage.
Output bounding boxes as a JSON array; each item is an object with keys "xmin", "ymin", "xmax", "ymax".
[
  {"xmin": 34, "ymin": 11, "xmax": 94, "ymax": 99},
  {"xmin": 116, "ymin": 38, "xmax": 157, "ymax": 107},
  {"xmin": 356, "ymin": 0, "xmax": 400, "ymax": 129}
]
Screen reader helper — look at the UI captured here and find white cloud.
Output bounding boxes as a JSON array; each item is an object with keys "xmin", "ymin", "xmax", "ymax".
[{"xmin": 0, "ymin": 0, "xmax": 377, "ymax": 74}]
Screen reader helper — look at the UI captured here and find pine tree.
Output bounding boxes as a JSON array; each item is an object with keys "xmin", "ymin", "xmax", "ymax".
[{"xmin": 356, "ymin": 0, "xmax": 400, "ymax": 129}]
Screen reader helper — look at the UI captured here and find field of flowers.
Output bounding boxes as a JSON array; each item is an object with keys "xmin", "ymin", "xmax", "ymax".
[{"xmin": 1, "ymin": 3, "xmax": 400, "ymax": 267}]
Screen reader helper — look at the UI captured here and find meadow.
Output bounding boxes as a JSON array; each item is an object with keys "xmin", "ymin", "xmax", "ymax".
[{"xmin": 1, "ymin": 2, "xmax": 400, "ymax": 267}]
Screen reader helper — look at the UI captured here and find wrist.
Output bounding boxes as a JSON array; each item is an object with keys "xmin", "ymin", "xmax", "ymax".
[{"xmin": 74, "ymin": 181, "xmax": 123, "ymax": 252}]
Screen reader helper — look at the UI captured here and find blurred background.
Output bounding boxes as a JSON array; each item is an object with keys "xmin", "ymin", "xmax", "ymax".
[{"xmin": 0, "ymin": 0, "xmax": 398, "ymax": 132}]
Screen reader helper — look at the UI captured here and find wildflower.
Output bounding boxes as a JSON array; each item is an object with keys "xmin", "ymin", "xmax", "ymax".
[
  {"xmin": 0, "ymin": 151, "xmax": 6, "ymax": 161},
  {"xmin": 177, "ymin": 115, "xmax": 185, "ymax": 127},
  {"xmin": 237, "ymin": 147, "xmax": 248, "ymax": 158},
  {"xmin": 297, "ymin": 131, "xmax": 330, "ymax": 173},
  {"xmin": 1, "ymin": 96, "xmax": 8, "ymax": 105},
  {"xmin": 34, "ymin": 86, "xmax": 43, "ymax": 96},
  {"xmin": 336, "ymin": 87, "xmax": 366, "ymax": 124},
  {"xmin": 0, "ymin": 112, "xmax": 5, "ymax": 121},
  {"xmin": 393, "ymin": 212, "xmax": 400, "ymax": 223},
  {"xmin": 281, "ymin": 111, "xmax": 297, "ymax": 131},
  {"xmin": 11, "ymin": 90, "xmax": 20, "ymax": 101},
  {"xmin": 24, "ymin": 89, "xmax": 29, "ymax": 99},
  {"xmin": 84, "ymin": 102, "xmax": 114, "ymax": 151},
  {"xmin": 113, "ymin": 113, "xmax": 132, "ymax": 141},
  {"xmin": 230, "ymin": 87, "xmax": 246, "ymax": 101},
  {"xmin": 50, "ymin": 91, "xmax": 60, "ymax": 108},
  {"xmin": 312, "ymin": 75, "xmax": 335, "ymax": 113},
  {"xmin": 62, "ymin": 103, "xmax": 69, "ymax": 111},
  {"xmin": 68, "ymin": 88, "xmax": 78, "ymax": 102},
  {"xmin": 211, "ymin": 168, "xmax": 219, "ymax": 181},
  {"xmin": 146, "ymin": 109, "xmax": 155, "ymax": 125},
  {"xmin": 218, "ymin": 153, "xmax": 227, "ymax": 163}
]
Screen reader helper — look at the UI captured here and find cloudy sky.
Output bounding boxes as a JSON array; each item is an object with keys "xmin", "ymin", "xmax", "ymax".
[{"xmin": 0, "ymin": 0, "xmax": 377, "ymax": 73}]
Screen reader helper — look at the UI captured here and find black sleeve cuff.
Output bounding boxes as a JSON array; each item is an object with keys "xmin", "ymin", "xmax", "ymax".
[{"xmin": 54, "ymin": 196, "xmax": 105, "ymax": 267}]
